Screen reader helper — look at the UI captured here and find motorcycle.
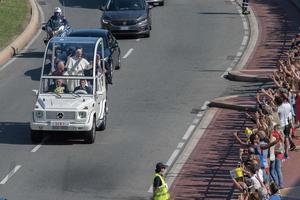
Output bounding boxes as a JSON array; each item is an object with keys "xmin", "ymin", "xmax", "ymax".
[{"xmin": 42, "ymin": 20, "xmax": 70, "ymax": 44}]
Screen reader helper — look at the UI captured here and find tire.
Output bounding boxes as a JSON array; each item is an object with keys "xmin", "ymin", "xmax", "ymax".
[
  {"xmin": 144, "ymin": 31, "xmax": 150, "ymax": 38},
  {"xmin": 31, "ymin": 130, "xmax": 43, "ymax": 143},
  {"xmin": 115, "ymin": 56, "xmax": 121, "ymax": 70},
  {"xmin": 85, "ymin": 117, "xmax": 96, "ymax": 144},
  {"xmin": 97, "ymin": 104, "xmax": 107, "ymax": 131}
]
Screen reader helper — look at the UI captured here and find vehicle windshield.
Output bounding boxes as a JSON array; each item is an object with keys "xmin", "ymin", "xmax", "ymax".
[
  {"xmin": 43, "ymin": 40, "xmax": 103, "ymax": 77},
  {"xmin": 106, "ymin": 0, "xmax": 145, "ymax": 11},
  {"xmin": 40, "ymin": 77, "xmax": 94, "ymax": 95},
  {"xmin": 68, "ymin": 32, "xmax": 108, "ymax": 49}
]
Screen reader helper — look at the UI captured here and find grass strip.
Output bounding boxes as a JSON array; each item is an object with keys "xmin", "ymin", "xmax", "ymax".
[{"xmin": 0, "ymin": 0, "xmax": 30, "ymax": 49}]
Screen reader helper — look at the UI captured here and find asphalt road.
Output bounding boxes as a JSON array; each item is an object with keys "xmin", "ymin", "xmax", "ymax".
[{"xmin": 0, "ymin": 0, "xmax": 244, "ymax": 199}]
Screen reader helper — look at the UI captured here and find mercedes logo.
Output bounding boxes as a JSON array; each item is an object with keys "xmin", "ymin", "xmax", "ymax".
[
  {"xmin": 123, "ymin": 21, "xmax": 127, "ymax": 25},
  {"xmin": 56, "ymin": 112, "xmax": 64, "ymax": 119}
]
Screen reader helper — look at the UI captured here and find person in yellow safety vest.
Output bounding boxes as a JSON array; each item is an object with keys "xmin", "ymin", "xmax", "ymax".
[{"xmin": 153, "ymin": 162, "xmax": 170, "ymax": 200}]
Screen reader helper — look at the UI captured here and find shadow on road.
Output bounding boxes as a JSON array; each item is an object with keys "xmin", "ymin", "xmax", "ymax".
[
  {"xmin": 24, "ymin": 67, "xmax": 42, "ymax": 81},
  {"xmin": 17, "ymin": 51, "xmax": 44, "ymax": 58},
  {"xmin": 0, "ymin": 122, "xmax": 32, "ymax": 145},
  {"xmin": 0, "ymin": 122, "xmax": 100, "ymax": 145}
]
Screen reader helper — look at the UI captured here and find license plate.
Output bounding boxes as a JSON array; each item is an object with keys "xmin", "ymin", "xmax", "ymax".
[
  {"xmin": 51, "ymin": 121, "xmax": 70, "ymax": 127},
  {"xmin": 120, "ymin": 26, "xmax": 129, "ymax": 30}
]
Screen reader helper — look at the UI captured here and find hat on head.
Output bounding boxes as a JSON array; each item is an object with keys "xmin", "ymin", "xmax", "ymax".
[{"xmin": 156, "ymin": 162, "xmax": 168, "ymax": 170}]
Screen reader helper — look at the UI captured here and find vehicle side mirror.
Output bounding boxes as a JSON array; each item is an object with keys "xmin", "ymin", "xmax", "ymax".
[{"xmin": 32, "ymin": 89, "xmax": 38, "ymax": 96}]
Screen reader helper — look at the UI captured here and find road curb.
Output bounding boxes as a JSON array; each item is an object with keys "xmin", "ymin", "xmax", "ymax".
[
  {"xmin": 0, "ymin": 0, "xmax": 40, "ymax": 66},
  {"xmin": 225, "ymin": 1, "xmax": 270, "ymax": 82},
  {"xmin": 208, "ymin": 95, "xmax": 256, "ymax": 112},
  {"xmin": 227, "ymin": 70, "xmax": 272, "ymax": 82}
]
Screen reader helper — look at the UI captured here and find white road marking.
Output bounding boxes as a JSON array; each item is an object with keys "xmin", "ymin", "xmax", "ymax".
[
  {"xmin": 166, "ymin": 149, "xmax": 180, "ymax": 166},
  {"xmin": 236, "ymin": 51, "xmax": 243, "ymax": 57},
  {"xmin": 241, "ymin": 35, "xmax": 249, "ymax": 46},
  {"xmin": 192, "ymin": 118, "xmax": 200, "ymax": 124},
  {"xmin": 177, "ymin": 142, "xmax": 184, "ymax": 149},
  {"xmin": 136, "ymin": 38, "xmax": 141, "ymax": 42},
  {"xmin": 147, "ymin": 101, "xmax": 210, "ymax": 193},
  {"xmin": 165, "ymin": 109, "xmax": 218, "ymax": 188},
  {"xmin": 0, "ymin": 0, "xmax": 45, "ymax": 73},
  {"xmin": 0, "ymin": 165, "xmax": 22, "ymax": 184},
  {"xmin": 197, "ymin": 112, "xmax": 203, "ymax": 118},
  {"xmin": 122, "ymin": 48, "xmax": 134, "ymax": 59},
  {"xmin": 182, "ymin": 125, "xmax": 196, "ymax": 140},
  {"xmin": 30, "ymin": 137, "xmax": 48, "ymax": 152},
  {"xmin": 221, "ymin": 67, "xmax": 233, "ymax": 77},
  {"xmin": 201, "ymin": 101, "xmax": 210, "ymax": 110},
  {"xmin": 31, "ymin": 144, "xmax": 42, "ymax": 153}
]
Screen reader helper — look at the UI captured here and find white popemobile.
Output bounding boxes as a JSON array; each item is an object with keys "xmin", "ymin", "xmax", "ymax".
[{"xmin": 30, "ymin": 37, "xmax": 107, "ymax": 144}]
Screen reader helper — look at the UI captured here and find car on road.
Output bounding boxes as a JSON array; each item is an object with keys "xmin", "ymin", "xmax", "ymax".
[
  {"xmin": 30, "ymin": 37, "xmax": 108, "ymax": 144},
  {"xmin": 67, "ymin": 28, "xmax": 121, "ymax": 70},
  {"xmin": 100, "ymin": 0, "xmax": 152, "ymax": 37},
  {"xmin": 146, "ymin": 0, "xmax": 164, "ymax": 6}
]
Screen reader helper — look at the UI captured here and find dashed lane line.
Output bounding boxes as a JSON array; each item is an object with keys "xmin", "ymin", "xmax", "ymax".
[
  {"xmin": 0, "ymin": 165, "xmax": 22, "ymax": 184},
  {"xmin": 30, "ymin": 136, "xmax": 48, "ymax": 153},
  {"xmin": 122, "ymin": 48, "xmax": 134, "ymax": 59},
  {"xmin": 147, "ymin": 101, "xmax": 210, "ymax": 193}
]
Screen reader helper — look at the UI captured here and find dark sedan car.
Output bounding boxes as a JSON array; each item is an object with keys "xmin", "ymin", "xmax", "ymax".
[
  {"xmin": 100, "ymin": 0, "xmax": 152, "ymax": 37},
  {"xmin": 67, "ymin": 28, "xmax": 121, "ymax": 70}
]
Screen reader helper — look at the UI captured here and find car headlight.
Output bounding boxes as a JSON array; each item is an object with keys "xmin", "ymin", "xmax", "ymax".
[
  {"xmin": 35, "ymin": 111, "xmax": 44, "ymax": 119},
  {"xmin": 138, "ymin": 18, "xmax": 148, "ymax": 25},
  {"xmin": 78, "ymin": 111, "xmax": 87, "ymax": 119},
  {"xmin": 102, "ymin": 18, "xmax": 111, "ymax": 24}
]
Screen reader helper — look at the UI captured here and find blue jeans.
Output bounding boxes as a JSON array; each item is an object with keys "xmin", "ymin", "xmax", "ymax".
[{"xmin": 270, "ymin": 158, "xmax": 283, "ymax": 187}]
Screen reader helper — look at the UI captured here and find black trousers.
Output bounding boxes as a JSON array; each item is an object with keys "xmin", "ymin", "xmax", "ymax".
[{"xmin": 242, "ymin": 0, "xmax": 249, "ymax": 12}]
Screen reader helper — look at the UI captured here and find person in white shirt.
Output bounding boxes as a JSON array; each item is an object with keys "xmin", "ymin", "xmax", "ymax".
[
  {"xmin": 65, "ymin": 48, "xmax": 91, "ymax": 91},
  {"xmin": 66, "ymin": 48, "xmax": 90, "ymax": 76},
  {"xmin": 275, "ymin": 95, "xmax": 296, "ymax": 158}
]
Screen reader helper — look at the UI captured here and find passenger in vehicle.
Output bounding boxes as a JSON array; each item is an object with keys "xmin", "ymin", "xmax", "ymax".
[
  {"xmin": 74, "ymin": 79, "xmax": 93, "ymax": 94},
  {"xmin": 48, "ymin": 79, "xmax": 69, "ymax": 94},
  {"xmin": 85, "ymin": 54, "xmax": 103, "ymax": 77},
  {"xmin": 65, "ymin": 47, "xmax": 90, "ymax": 76},
  {"xmin": 49, "ymin": 60, "xmax": 68, "ymax": 76},
  {"xmin": 93, "ymin": 53, "xmax": 113, "ymax": 85}
]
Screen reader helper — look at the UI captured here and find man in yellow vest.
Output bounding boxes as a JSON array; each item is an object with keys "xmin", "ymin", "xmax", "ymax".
[{"xmin": 153, "ymin": 162, "xmax": 170, "ymax": 200}]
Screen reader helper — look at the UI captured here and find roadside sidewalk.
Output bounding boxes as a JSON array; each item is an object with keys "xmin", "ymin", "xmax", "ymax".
[
  {"xmin": 228, "ymin": 0, "xmax": 300, "ymax": 82},
  {"xmin": 169, "ymin": 0, "xmax": 300, "ymax": 199}
]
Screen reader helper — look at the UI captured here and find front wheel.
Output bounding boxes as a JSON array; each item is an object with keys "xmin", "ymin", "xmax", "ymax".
[
  {"xmin": 97, "ymin": 104, "xmax": 107, "ymax": 131},
  {"xmin": 115, "ymin": 57, "xmax": 121, "ymax": 70},
  {"xmin": 31, "ymin": 130, "xmax": 43, "ymax": 143},
  {"xmin": 85, "ymin": 118, "xmax": 96, "ymax": 144}
]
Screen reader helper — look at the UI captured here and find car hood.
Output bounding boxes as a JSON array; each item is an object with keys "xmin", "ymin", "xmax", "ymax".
[
  {"xmin": 104, "ymin": 10, "xmax": 147, "ymax": 21},
  {"xmin": 36, "ymin": 95, "xmax": 94, "ymax": 110}
]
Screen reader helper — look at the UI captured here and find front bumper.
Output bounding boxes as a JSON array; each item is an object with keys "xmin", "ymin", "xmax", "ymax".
[
  {"xmin": 102, "ymin": 23, "xmax": 150, "ymax": 35},
  {"xmin": 30, "ymin": 120, "xmax": 93, "ymax": 132}
]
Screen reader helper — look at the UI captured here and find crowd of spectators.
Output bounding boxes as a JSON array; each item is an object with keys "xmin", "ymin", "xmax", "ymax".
[{"xmin": 230, "ymin": 34, "xmax": 300, "ymax": 200}]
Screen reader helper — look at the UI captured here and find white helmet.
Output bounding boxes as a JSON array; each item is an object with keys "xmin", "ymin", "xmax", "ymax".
[{"xmin": 54, "ymin": 7, "xmax": 62, "ymax": 14}]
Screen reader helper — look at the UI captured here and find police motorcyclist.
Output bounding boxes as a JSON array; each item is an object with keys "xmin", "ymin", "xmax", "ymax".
[{"xmin": 44, "ymin": 7, "xmax": 69, "ymax": 33}]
